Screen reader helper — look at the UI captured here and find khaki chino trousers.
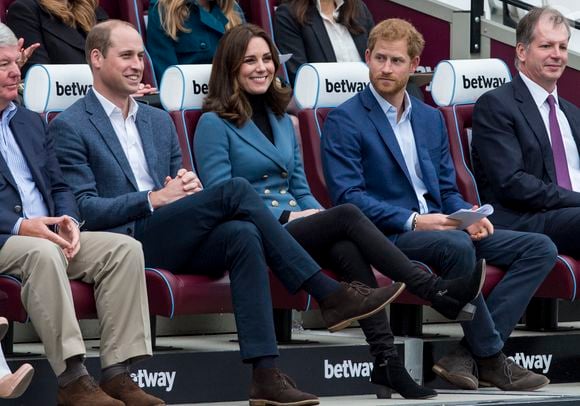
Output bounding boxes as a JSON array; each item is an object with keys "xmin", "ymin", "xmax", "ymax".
[{"xmin": 0, "ymin": 232, "xmax": 151, "ymax": 375}]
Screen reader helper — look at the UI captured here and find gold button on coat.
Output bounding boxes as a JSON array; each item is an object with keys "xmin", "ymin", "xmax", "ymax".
[
  {"xmin": 280, "ymin": 189, "xmax": 287, "ymax": 194},
  {"xmin": 272, "ymin": 200, "xmax": 279, "ymax": 207},
  {"xmin": 281, "ymin": 172, "xmax": 288, "ymax": 178},
  {"xmin": 289, "ymin": 200, "xmax": 297, "ymax": 207},
  {"xmin": 264, "ymin": 189, "xmax": 271, "ymax": 194}
]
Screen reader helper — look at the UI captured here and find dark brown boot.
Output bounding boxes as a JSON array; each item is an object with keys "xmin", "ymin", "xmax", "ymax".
[
  {"xmin": 101, "ymin": 373, "xmax": 165, "ymax": 405},
  {"xmin": 478, "ymin": 352, "xmax": 550, "ymax": 391},
  {"xmin": 249, "ymin": 368, "xmax": 319, "ymax": 406},
  {"xmin": 57, "ymin": 375, "xmax": 123, "ymax": 406},
  {"xmin": 319, "ymin": 281, "xmax": 405, "ymax": 332}
]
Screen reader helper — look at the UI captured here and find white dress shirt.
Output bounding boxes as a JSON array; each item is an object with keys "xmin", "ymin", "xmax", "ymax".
[
  {"xmin": 369, "ymin": 84, "xmax": 429, "ymax": 230},
  {"xmin": 519, "ymin": 72, "xmax": 579, "ymax": 191},
  {"xmin": 316, "ymin": 0, "xmax": 361, "ymax": 62},
  {"xmin": 93, "ymin": 89, "xmax": 156, "ymax": 192}
]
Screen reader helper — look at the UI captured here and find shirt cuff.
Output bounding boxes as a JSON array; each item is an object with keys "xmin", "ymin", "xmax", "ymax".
[
  {"xmin": 11, "ymin": 217, "xmax": 23, "ymax": 235},
  {"xmin": 404, "ymin": 212, "xmax": 417, "ymax": 231},
  {"xmin": 147, "ymin": 191, "xmax": 155, "ymax": 212}
]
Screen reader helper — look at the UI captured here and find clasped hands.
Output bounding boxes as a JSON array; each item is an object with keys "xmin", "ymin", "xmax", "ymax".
[
  {"xmin": 19, "ymin": 216, "xmax": 80, "ymax": 260},
  {"xmin": 414, "ymin": 206, "xmax": 494, "ymax": 241},
  {"xmin": 149, "ymin": 168, "xmax": 203, "ymax": 208}
]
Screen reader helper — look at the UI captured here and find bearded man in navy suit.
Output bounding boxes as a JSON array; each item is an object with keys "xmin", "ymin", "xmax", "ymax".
[
  {"xmin": 472, "ymin": 7, "xmax": 580, "ymax": 257},
  {"xmin": 322, "ymin": 18, "xmax": 557, "ymax": 392}
]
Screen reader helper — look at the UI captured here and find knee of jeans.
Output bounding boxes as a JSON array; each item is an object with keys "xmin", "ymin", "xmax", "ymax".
[
  {"xmin": 531, "ymin": 234, "xmax": 558, "ymax": 266},
  {"xmin": 227, "ymin": 177, "xmax": 252, "ymax": 192},
  {"xmin": 441, "ymin": 232, "xmax": 476, "ymax": 267},
  {"xmin": 225, "ymin": 221, "xmax": 262, "ymax": 247}
]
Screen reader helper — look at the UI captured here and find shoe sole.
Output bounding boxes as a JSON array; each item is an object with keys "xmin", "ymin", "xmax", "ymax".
[
  {"xmin": 478, "ymin": 378, "xmax": 550, "ymax": 391},
  {"xmin": 373, "ymin": 383, "xmax": 437, "ymax": 400},
  {"xmin": 248, "ymin": 399, "xmax": 319, "ymax": 406},
  {"xmin": 327, "ymin": 283, "xmax": 406, "ymax": 333},
  {"xmin": 0, "ymin": 364, "xmax": 34, "ymax": 399},
  {"xmin": 432, "ymin": 364, "xmax": 478, "ymax": 390}
]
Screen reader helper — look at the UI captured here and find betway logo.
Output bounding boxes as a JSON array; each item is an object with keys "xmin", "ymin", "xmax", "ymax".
[
  {"xmin": 324, "ymin": 359, "xmax": 373, "ymax": 379},
  {"xmin": 509, "ymin": 353, "xmax": 552, "ymax": 374},
  {"xmin": 325, "ymin": 79, "xmax": 367, "ymax": 93},
  {"xmin": 462, "ymin": 75, "xmax": 506, "ymax": 89},
  {"xmin": 191, "ymin": 80, "xmax": 209, "ymax": 95},
  {"xmin": 130, "ymin": 369, "xmax": 176, "ymax": 392},
  {"xmin": 55, "ymin": 81, "xmax": 91, "ymax": 96}
]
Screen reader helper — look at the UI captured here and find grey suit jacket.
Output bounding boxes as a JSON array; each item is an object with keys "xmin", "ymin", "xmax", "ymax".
[{"xmin": 50, "ymin": 89, "xmax": 182, "ymax": 235}]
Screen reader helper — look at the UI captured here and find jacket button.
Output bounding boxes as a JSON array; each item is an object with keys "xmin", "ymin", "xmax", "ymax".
[
  {"xmin": 13, "ymin": 205, "xmax": 22, "ymax": 213},
  {"xmin": 281, "ymin": 172, "xmax": 288, "ymax": 178},
  {"xmin": 200, "ymin": 42, "xmax": 208, "ymax": 49},
  {"xmin": 271, "ymin": 200, "xmax": 279, "ymax": 207},
  {"xmin": 264, "ymin": 189, "xmax": 271, "ymax": 195},
  {"xmin": 280, "ymin": 189, "xmax": 287, "ymax": 194},
  {"xmin": 262, "ymin": 174, "xmax": 269, "ymax": 179},
  {"xmin": 289, "ymin": 200, "xmax": 297, "ymax": 207}
]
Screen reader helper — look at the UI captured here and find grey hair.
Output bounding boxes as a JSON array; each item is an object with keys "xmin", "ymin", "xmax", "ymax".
[
  {"xmin": 515, "ymin": 6, "xmax": 570, "ymax": 69},
  {"xmin": 0, "ymin": 23, "xmax": 18, "ymax": 48}
]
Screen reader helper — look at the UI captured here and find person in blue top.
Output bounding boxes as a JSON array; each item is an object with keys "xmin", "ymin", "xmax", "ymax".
[
  {"xmin": 147, "ymin": 0, "xmax": 245, "ymax": 81},
  {"xmin": 195, "ymin": 23, "xmax": 487, "ymax": 400}
]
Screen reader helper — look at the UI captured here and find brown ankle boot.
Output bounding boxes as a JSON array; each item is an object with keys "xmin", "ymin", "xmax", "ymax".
[
  {"xmin": 319, "ymin": 281, "xmax": 405, "ymax": 332},
  {"xmin": 249, "ymin": 368, "xmax": 319, "ymax": 406},
  {"xmin": 101, "ymin": 373, "xmax": 165, "ymax": 405},
  {"xmin": 57, "ymin": 375, "xmax": 123, "ymax": 406}
]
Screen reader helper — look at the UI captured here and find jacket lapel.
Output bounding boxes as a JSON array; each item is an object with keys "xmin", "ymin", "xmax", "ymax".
[
  {"xmin": 409, "ymin": 106, "xmax": 440, "ymax": 199},
  {"xmin": 225, "ymin": 114, "xmax": 287, "ymax": 170},
  {"xmin": 135, "ymin": 111, "xmax": 163, "ymax": 189},
  {"xmin": 513, "ymin": 75, "xmax": 558, "ymax": 184},
  {"xmin": 308, "ymin": 5, "xmax": 336, "ymax": 61},
  {"xmin": 361, "ymin": 88, "xmax": 413, "ymax": 186},
  {"xmin": 85, "ymin": 91, "xmax": 139, "ymax": 190}
]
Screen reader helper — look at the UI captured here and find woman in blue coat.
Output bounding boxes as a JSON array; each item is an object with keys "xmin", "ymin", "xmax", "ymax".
[
  {"xmin": 147, "ymin": 0, "xmax": 245, "ymax": 81},
  {"xmin": 195, "ymin": 23, "xmax": 486, "ymax": 400}
]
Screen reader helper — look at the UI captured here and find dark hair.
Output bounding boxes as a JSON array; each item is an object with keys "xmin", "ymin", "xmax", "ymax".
[
  {"xmin": 283, "ymin": 0, "xmax": 365, "ymax": 35},
  {"xmin": 203, "ymin": 23, "xmax": 291, "ymax": 127},
  {"xmin": 85, "ymin": 20, "xmax": 136, "ymax": 66}
]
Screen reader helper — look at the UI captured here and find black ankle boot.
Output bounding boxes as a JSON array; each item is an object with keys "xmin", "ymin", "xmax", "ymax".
[
  {"xmin": 429, "ymin": 259, "xmax": 486, "ymax": 320},
  {"xmin": 370, "ymin": 357, "xmax": 437, "ymax": 399}
]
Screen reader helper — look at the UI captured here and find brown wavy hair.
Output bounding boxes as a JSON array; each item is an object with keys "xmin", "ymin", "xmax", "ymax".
[
  {"xmin": 39, "ymin": 0, "xmax": 98, "ymax": 33},
  {"xmin": 157, "ymin": 0, "xmax": 242, "ymax": 41},
  {"xmin": 203, "ymin": 23, "xmax": 292, "ymax": 127},
  {"xmin": 281, "ymin": 0, "xmax": 364, "ymax": 35}
]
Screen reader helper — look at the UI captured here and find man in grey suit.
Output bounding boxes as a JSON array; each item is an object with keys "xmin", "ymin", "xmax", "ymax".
[{"xmin": 51, "ymin": 20, "xmax": 400, "ymax": 406}]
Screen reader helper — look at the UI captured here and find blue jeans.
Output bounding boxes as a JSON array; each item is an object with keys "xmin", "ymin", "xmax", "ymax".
[{"xmin": 395, "ymin": 229, "xmax": 556, "ymax": 357}]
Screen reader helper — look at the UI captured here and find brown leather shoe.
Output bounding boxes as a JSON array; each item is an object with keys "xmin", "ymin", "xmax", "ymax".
[
  {"xmin": 432, "ymin": 345, "xmax": 479, "ymax": 390},
  {"xmin": 319, "ymin": 281, "xmax": 405, "ymax": 332},
  {"xmin": 0, "ymin": 363, "xmax": 34, "ymax": 399},
  {"xmin": 249, "ymin": 368, "xmax": 319, "ymax": 406},
  {"xmin": 57, "ymin": 375, "xmax": 123, "ymax": 406},
  {"xmin": 478, "ymin": 352, "xmax": 550, "ymax": 391},
  {"xmin": 101, "ymin": 373, "xmax": 165, "ymax": 405}
]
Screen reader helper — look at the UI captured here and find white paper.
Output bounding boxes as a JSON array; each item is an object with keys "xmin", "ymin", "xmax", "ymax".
[{"xmin": 447, "ymin": 204, "xmax": 494, "ymax": 230}]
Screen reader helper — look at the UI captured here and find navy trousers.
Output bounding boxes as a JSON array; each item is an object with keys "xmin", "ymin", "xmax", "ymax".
[
  {"xmin": 395, "ymin": 229, "xmax": 557, "ymax": 357},
  {"xmin": 134, "ymin": 178, "xmax": 321, "ymax": 361}
]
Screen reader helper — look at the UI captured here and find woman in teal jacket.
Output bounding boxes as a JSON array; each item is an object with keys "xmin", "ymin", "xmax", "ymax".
[{"xmin": 147, "ymin": 0, "xmax": 244, "ymax": 81}]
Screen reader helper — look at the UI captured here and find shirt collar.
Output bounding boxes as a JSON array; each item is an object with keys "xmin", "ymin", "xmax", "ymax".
[
  {"xmin": 92, "ymin": 88, "xmax": 139, "ymax": 120},
  {"xmin": 0, "ymin": 102, "xmax": 17, "ymax": 124},
  {"xmin": 316, "ymin": 0, "xmax": 344, "ymax": 19},
  {"xmin": 369, "ymin": 83, "xmax": 412, "ymax": 125},
  {"xmin": 519, "ymin": 71, "xmax": 559, "ymax": 109}
]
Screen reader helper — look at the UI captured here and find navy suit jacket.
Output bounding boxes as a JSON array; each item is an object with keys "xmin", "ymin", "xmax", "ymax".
[
  {"xmin": 0, "ymin": 106, "xmax": 79, "ymax": 248},
  {"xmin": 472, "ymin": 74, "xmax": 580, "ymax": 229},
  {"xmin": 321, "ymin": 86, "xmax": 470, "ymax": 238},
  {"xmin": 50, "ymin": 89, "xmax": 182, "ymax": 235},
  {"xmin": 194, "ymin": 111, "xmax": 321, "ymax": 219}
]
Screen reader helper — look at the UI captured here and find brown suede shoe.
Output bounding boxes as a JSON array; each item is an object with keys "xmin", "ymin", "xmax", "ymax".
[
  {"xmin": 249, "ymin": 368, "xmax": 319, "ymax": 406},
  {"xmin": 319, "ymin": 281, "xmax": 405, "ymax": 332},
  {"xmin": 478, "ymin": 352, "xmax": 550, "ymax": 391},
  {"xmin": 57, "ymin": 375, "xmax": 123, "ymax": 406},
  {"xmin": 432, "ymin": 345, "xmax": 479, "ymax": 390},
  {"xmin": 101, "ymin": 373, "xmax": 165, "ymax": 406}
]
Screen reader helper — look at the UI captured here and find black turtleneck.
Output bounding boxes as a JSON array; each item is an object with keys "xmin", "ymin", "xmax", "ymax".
[{"xmin": 247, "ymin": 93, "xmax": 274, "ymax": 145}]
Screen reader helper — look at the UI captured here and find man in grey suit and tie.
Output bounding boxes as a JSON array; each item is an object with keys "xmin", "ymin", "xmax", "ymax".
[
  {"xmin": 0, "ymin": 22, "xmax": 163, "ymax": 406},
  {"xmin": 51, "ymin": 20, "xmax": 400, "ymax": 406}
]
